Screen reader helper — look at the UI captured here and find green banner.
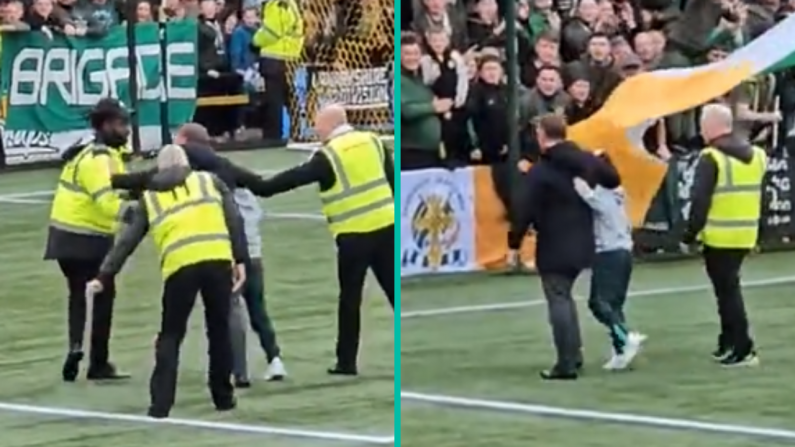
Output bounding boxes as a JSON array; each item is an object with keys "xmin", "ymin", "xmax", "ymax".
[{"xmin": 0, "ymin": 22, "xmax": 198, "ymax": 165}]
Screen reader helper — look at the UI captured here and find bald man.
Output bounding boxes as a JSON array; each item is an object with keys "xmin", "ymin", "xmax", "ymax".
[
  {"xmin": 683, "ymin": 103, "xmax": 766, "ymax": 368},
  {"xmin": 247, "ymin": 105, "xmax": 394, "ymax": 376}
]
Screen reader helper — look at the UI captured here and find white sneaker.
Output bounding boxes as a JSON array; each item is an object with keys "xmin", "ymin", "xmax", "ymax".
[
  {"xmin": 604, "ymin": 332, "xmax": 646, "ymax": 371},
  {"xmin": 265, "ymin": 357, "xmax": 287, "ymax": 381},
  {"xmin": 602, "ymin": 351, "xmax": 624, "ymax": 370}
]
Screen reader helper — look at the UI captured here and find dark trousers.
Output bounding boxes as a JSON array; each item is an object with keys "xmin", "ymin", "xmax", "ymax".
[
  {"xmin": 57, "ymin": 259, "xmax": 116, "ymax": 367},
  {"xmin": 229, "ymin": 258, "xmax": 281, "ymax": 377},
  {"xmin": 259, "ymin": 57, "xmax": 287, "ymax": 140},
  {"xmin": 540, "ymin": 272, "xmax": 583, "ymax": 371},
  {"xmin": 703, "ymin": 246, "xmax": 753, "ymax": 354},
  {"xmin": 194, "ymin": 73, "xmax": 243, "ymax": 137},
  {"xmin": 335, "ymin": 225, "xmax": 395, "ymax": 368},
  {"xmin": 150, "ymin": 260, "xmax": 234, "ymax": 415},
  {"xmin": 588, "ymin": 249, "xmax": 633, "ymax": 351}
]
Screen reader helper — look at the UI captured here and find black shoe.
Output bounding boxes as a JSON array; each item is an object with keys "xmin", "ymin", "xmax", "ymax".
[
  {"xmin": 720, "ymin": 350, "xmax": 759, "ymax": 368},
  {"xmin": 87, "ymin": 363, "xmax": 131, "ymax": 381},
  {"xmin": 147, "ymin": 407, "xmax": 170, "ymax": 419},
  {"xmin": 712, "ymin": 345, "xmax": 733, "ymax": 362},
  {"xmin": 234, "ymin": 378, "xmax": 251, "ymax": 389},
  {"xmin": 62, "ymin": 351, "xmax": 84, "ymax": 382},
  {"xmin": 215, "ymin": 397, "xmax": 237, "ymax": 412},
  {"xmin": 327, "ymin": 365, "xmax": 358, "ymax": 376},
  {"xmin": 539, "ymin": 367, "xmax": 578, "ymax": 381}
]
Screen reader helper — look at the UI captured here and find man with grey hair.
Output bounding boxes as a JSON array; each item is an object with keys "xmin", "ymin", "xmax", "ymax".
[
  {"xmin": 683, "ymin": 102, "xmax": 767, "ymax": 368},
  {"xmin": 88, "ymin": 144, "xmax": 248, "ymax": 418}
]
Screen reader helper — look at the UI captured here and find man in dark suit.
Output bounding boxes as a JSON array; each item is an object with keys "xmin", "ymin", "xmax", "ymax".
[{"xmin": 508, "ymin": 114, "xmax": 620, "ymax": 380}]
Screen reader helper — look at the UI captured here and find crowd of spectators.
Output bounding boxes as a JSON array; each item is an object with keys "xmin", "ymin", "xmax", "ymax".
[{"xmin": 400, "ymin": 0, "xmax": 795, "ymax": 172}]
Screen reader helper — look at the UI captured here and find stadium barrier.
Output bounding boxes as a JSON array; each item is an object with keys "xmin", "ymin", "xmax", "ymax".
[
  {"xmin": 0, "ymin": 1, "xmax": 395, "ymax": 170},
  {"xmin": 400, "ymin": 139, "xmax": 795, "ymax": 278}
]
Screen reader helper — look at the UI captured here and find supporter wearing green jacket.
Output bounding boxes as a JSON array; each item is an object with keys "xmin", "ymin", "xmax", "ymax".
[{"xmin": 401, "ymin": 33, "xmax": 443, "ymax": 171}]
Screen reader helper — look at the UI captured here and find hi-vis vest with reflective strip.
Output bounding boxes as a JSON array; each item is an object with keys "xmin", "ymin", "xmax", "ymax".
[
  {"xmin": 255, "ymin": 0, "xmax": 304, "ymax": 60},
  {"xmin": 699, "ymin": 146, "xmax": 766, "ymax": 249},
  {"xmin": 143, "ymin": 171, "xmax": 233, "ymax": 279},
  {"xmin": 50, "ymin": 144, "xmax": 127, "ymax": 236},
  {"xmin": 319, "ymin": 131, "xmax": 394, "ymax": 236}
]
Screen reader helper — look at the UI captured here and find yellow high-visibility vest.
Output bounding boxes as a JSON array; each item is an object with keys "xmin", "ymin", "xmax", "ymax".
[
  {"xmin": 50, "ymin": 144, "xmax": 127, "ymax": 236},
  {"xmin": 253, "ymin": 0, "xmax": 304, "ymax": 60},
  {"xmin": 143, "ymin": 171, "xmax": 233, "ymax": 279},
  {"xmin": 699, "ymin": 146, "xmax": 766, "ymax": 249},
  {"xmin": 319, "ymin": 130, "xmax": 394, "ymax": 236}
]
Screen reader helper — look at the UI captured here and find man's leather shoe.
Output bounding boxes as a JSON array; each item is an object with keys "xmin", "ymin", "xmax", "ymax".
[
  {"xmin": 327, "ymin": 365, "xmax": 358, "ymax": 376},
  {"xmin": 62, "ymin": 351, "xmax": 84, "ymax": 382},
  {"xmin": 87, "ymin": 363, "xmax": 131, "ymax": 380},
  {"xmin": 215, "ymin": 397, "xmax": 237, "ymax": 412},
  {"xmin": 147, "ymin": 407, "xmax": 170, "ymax": 419},
  {"xmin": 539, "ymin": 367, "xmax": 578, "ymax": 381}
]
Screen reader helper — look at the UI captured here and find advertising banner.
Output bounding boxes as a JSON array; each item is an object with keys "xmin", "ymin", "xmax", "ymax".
[{"xmin": 0, "ymin": 22, "xmax": 197, "ymax": 165}]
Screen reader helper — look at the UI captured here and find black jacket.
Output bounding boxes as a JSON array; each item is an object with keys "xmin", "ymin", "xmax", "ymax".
[
  {"xmin": 683, "ymin": 134, "xmax": 759, "ymax": 244},
  {"xmin": 508, "ymin": 141, "xmax": 620, "ymax": 275},
  {"xmin": 246, "ymin": 143, "xmax": 395, "ymax": 198},
  {"xmin": 111, "ymin": 143, "xmax": 263, "ymax": 195},
  {"xmin": 97, "ymin": 167, "xmax": 247, "ymax": 283}
]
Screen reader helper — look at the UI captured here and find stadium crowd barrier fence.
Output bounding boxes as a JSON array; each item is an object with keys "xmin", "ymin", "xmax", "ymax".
[{"xmin": 400, "ymin": 138, "xmax": 795, "ymax": 278}]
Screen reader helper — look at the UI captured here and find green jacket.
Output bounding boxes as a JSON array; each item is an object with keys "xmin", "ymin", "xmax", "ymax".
[{"xmin": 400, "ymin": 68, "xmax": 441, "ymax": 151}]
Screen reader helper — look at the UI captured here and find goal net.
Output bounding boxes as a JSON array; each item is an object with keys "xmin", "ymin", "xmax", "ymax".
[{"xmin": 288, "ymin": 0, "xmax": 394, "ymax": 150}]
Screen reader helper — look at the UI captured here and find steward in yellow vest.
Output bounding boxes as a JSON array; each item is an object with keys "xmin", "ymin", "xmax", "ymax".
[
  {"xmin": 683, "ymin": 103, "xmax": 765, "ymax": 368},
  {"xmin": 251, "ymin": 0, "xmax": 304, "ymax": 140},
  {"xmin": 88, "ymin": 145, "xmax": 247, "ymax": 419},
  {"xmin": 247, "ymin": 104, "xmax": 393, "ymax": 375},
  {"xmin": 44, "ymin": 98, "xmax": 132, "ymax": 383},
  {"xmin": 252, "ymin": 0, "xmax": 304, "ymax": 60}
]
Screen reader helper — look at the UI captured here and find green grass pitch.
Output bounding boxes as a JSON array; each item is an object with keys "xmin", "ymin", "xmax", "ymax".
[
  {"xmin": 401, "ymin": 251, "xmax": 795, "ymax": 447},
  {"xmin": 0, "ymin": 149, "xmax": 394, "ymax": 447}
]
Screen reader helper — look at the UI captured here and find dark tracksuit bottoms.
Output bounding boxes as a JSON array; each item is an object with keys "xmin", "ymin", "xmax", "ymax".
[
  {"xmin": 703, "ymin": 246, "xmax": 753, "ymax": 354},
  {"xmin": 588, "ymin": 249, "xmax": 634, "ymax": 352},
  {"xmin": 229, "ymin": 258, "xmax": 281, "ymax": 378},
  {"xmin": 336, "ymin": 224, "xmax": 395, "ymax": 368},
  {"xmin": 58, "ymin": 259, "xmax": 116, "ymax": 367},
  {"xmin": 152, "ymin": 260, "xmax": 235, "ymax": 414}
]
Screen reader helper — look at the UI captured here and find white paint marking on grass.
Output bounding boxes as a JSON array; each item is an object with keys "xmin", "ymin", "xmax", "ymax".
[
  {"xmin": 401, "ymin": 391, "xmax": 795, "ymax": 442},
  {"xmin": 0, "ymin": 401, "xmax": 394, "ymax": 445},
  {"xmin": 0, "ymin": 197, "xmax": 51, "ymax": 204},
  {"xmin": 401, "ymin": 275, "xmax": 795, "ymax": 319}
]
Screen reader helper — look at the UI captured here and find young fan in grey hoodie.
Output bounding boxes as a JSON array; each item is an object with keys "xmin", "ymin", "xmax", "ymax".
[
  {"xmin": 573, "ymin": 152, "xmax": 646, "ymax": 371},
  {"xmin": 228, "ymin": 187, "xmax": 286, "ymax": 385}
]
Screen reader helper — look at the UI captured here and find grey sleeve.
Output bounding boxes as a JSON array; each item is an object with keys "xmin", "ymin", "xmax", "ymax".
[
  {"xmin": 98, "ymin": 201, "xmax": 150, "ymax": 280},
  {"xmin": 212, "ymin": 175, "xmax": 248, "ymax": 263}
]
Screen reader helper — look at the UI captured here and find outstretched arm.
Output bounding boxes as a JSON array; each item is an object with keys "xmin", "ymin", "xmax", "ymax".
[
  {"xmin": 247, "ymin": 151, "xmax": 335, "ymax": 197},
  {"xmin": 97, "ymin": 201, "xmax": 150, "ymax": 283}
]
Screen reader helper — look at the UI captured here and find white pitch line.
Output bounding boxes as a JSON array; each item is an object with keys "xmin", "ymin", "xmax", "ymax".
[
  {"xmin": 401, "ymin": 275, "xmax": 795, "ymax": 319},
  {"xmin": 401, "ymin": 391, "xmax": 795, "ymax": 442},
  {"xmin": 0, "ymin": 401, "xmax": 394, "ymax": 445}
]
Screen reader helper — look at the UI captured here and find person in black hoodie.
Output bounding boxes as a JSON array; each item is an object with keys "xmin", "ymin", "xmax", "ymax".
[
  {"xmin": 507, "ymin": 113, "xmax": 620, "ymax": 380},
  {"xmin": 682, "ymin": 103, "xmax": 766, "ymax": 368}
]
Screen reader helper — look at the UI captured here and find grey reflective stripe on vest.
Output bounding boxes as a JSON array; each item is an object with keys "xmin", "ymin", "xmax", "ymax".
[
  {"xmin": 321, "ymin": 135, "xmax": 389, "ymax": 209},
  {"xmin": 705, "ymin": 218, "xmax": 759, "ymax": 228},
  {"xmin": 326, "ymin": 196, "xmax": 393, "ymax": 224},
  {"xmin": 58, "ymin": 180, "xmax": 115, "ymax": 201},
  {"xmin": 147, "ymin": 173, "xmax": 219, "ymax": 227},
  {"xmin": 712, "ymin": 150, "xmax": 763, "ymax": 194},
  {"xmin": 160, "ymin": 233, "xmax": 230, "ymax": 262}
]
